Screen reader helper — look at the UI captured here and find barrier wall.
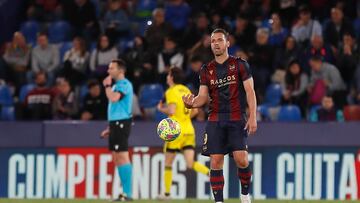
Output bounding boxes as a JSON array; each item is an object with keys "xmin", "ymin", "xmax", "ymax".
[{"xmin": 0, "ymin": 121, "xmax": 359, "ymax": 200}]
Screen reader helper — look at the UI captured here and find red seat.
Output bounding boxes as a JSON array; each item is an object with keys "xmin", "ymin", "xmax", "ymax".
[{"xmin": 343, "ymin": 105, "xmax": 360, "ymax": 121}]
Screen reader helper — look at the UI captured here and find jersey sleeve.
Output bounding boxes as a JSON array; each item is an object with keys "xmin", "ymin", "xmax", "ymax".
[
  {"xmin": 165, "ymin": 89, "xmax": 177, "ymax": 105},
  {"xmin": 114, "ymin": 81, "xmax": 130, "ymax": 95},
  {"xmin": 238, "ymin": 59, "xmax": 252, "ymax": 81},
  {"xmin": 199, "ymin": 64, "xmax": 208, "ymax": 86}
]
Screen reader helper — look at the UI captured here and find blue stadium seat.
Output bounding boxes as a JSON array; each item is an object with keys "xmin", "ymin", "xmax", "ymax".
[
  {"xmin": 257, "ymin": 105, "xmax": 269, "ymax": 120},
  {"xmin": 19, "ymin": 84, "xmax": 36, "ymax": 103},
  {"xmin": 59, "ymin": 41, "xmax": 73, "ymax": 60},
  {"xmin": 0, "ymin": 84, "xmax": 13, "ymax": 106},
  {"xmin": 263, "ymin": 83, "xmax": 282, "ymax": 107},
  {"xmin": 1, "ymin": 106, "xmax": 15, "ymax": 121},
  {"xmin": 48, "ymin": 21, "xmax": 72, "ymax": 43},
  {"xmin": 139, "ymin": 84, "xmax": 164, "ymax": 108},
  {"xmin": 277, "ymin": 105, "xmax": 301, "ymax": 121},
  {"xmin": 20, "ymin": 20, "xmax": 40, "ymax": 46}
]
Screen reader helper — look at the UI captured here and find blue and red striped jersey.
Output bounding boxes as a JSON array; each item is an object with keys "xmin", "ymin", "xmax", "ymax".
[{"xmin": 199, "ymin": 55, "xmax": 252, "ymax": 121}]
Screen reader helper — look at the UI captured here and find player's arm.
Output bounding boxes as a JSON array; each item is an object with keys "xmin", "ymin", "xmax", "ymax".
[
  {"xmin": 105, "ymin": 86, "xmax": 122, "ymax": 102},
  {"xmin": 182, "ymin": 85, "xmax": 209, "ymax": 108},
  {"xmin": 157, "ymin": 101, "xmax": 176, "ymax": 116},
  {"xmin": 243, "ymin": 77, "xmax": 257, "ymax": 135}
]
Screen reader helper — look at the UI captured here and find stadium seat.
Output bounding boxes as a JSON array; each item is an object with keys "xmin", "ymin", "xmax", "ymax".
[
  {"xmin": 263, "ymin": 83, "xmax": 282, "ymax": 107},
  {"xmin": 19, "ymin": 84, "xmax": 36, "ymax": 103},
  {"xmin": 257, "ymin": 105, "xmax": 270, "ymax": 121},
  {"xmin": 48, "ymin": 21, "xmax": 72, "ymax": 43},
  {"xmin": 308, "ymin": 105, "xmax": 321, "ymax": 122},
  {"xmin": 20, "ymin": 20, "xmax": 40, "ymax": 46},
  {"xmin": 277, "ymin": 105, "xmax": 301, "ymax": 121},
  {"xmin": 138, "ymin": 84, "xmax": 164, "ymax": 108},
  {"xmin": 0, "ymin": 84, "xmax": 13, "ymax": 106},
  {"xmin": 343, "ymin": 105, "xmax": 360, "ymax": 121},
  {"xmin": 59, "ymin": 41, "xmax": 73, "ymax": 60},
  {"xmin": 1, "ymin": 106, "xmax": 15, "ymax": 121}
]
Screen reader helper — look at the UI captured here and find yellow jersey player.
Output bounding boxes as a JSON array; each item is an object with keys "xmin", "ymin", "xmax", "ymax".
[{"xmin": 157, "ymin": 67, "xmax": 209, "ymax": 200}]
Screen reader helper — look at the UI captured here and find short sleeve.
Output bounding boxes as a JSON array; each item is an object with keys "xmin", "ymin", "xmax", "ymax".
[
  {"xmin": 114, "ymin": 81, "xmax": 130, "ymax": 95},
  {"xmin": 165, "ymin": 89, "xmax": 176, "ymax": 104},
  {"xmin": 199, "ymin": 64, "xmax": 208, "ymax": 86},
  {"xmin": 239, "ymin": 59, "xmax": 252, "ymax": 81}
]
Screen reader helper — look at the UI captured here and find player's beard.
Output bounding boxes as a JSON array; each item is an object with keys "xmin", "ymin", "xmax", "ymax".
[{"xmin": 213, "ymin": 48, "xmax": 225, "ymax": 57}]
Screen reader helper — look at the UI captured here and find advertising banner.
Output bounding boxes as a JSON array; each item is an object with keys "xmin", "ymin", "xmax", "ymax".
[{"xmin": 1, "ymin": 147, "xmax": 359, "ymax": 200}]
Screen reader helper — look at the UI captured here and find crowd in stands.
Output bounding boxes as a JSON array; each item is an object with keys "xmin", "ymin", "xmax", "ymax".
[{"xmin": 0, "ymin": 0, "xmax": 360, "ymax": 122}]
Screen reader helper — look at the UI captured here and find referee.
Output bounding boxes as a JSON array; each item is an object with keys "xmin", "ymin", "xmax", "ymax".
[{"xmin": 101, "ymin": 59, "xmax": 133, "ymax": 201}]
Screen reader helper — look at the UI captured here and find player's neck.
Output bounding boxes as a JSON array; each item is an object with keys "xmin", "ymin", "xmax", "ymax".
[
  {"xmin": 215, "ymin": 53, "xmax": 229, "ymax": 64},
  {"xmin": 115, "ymin": 74, "xmax": 125, "ymax": 81}
]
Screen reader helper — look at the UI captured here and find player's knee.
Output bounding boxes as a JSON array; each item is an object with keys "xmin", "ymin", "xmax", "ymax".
[
  {"xmin": 234, "ymin": 157, "xmax": 249, "ymax": 168},
  {"xmin": 210, "ymin": 159, "xmax": 224, "ymax": 169}
]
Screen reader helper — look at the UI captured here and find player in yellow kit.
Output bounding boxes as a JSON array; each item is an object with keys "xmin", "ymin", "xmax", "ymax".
[{"xmin": 157, "ymin": 67, "xmax": 209, "ymax": 200}]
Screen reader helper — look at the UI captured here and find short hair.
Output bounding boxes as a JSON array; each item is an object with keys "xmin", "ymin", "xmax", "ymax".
[
  {"xmin": 87, "ymin": 79, "xmax": 100, "ymax": 89},
  {"xmin": 298, "ymin": 5, "xmax": 311, "ymax": 14},
  {"xmin": 169, "ymin": 67, "xmax": 185, "ymax": 84},
  {"xmin": 310, "ymin": 55, "xmax": 323, "ymax": 62},
  {"xmin": 211, "ymin": 28, "xmax": 229, "ymax": 40},
  {"xmin": 111, "ymin": 59, "xmax": 126, "ymax": 71}
]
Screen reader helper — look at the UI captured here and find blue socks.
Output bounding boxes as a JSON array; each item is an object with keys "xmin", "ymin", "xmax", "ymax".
[{"xmin": 117, "ymin": 163, "xmax": 132, "ymax": 198}]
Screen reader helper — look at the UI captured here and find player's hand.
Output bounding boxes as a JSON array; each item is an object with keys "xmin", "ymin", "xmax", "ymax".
[
  {"xmin": 103, "ymin": 75, "xmax": 112, "ymax": 87},
  {"xmin": 244, "ymin": 116, "xmax": 257, "ymax": 135},
  {"xmin": 100, "ymin": 128, "xmax": 110, "ymax": 139},
  {"xmin": 182, "ymin": 94, "xmax": 195, "ymax": 108}
]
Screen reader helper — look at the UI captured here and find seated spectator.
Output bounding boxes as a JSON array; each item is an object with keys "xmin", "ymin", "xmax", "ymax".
[
  {"xmin": 323, "ymin": 7, "xmax": 355, "ymax": 49},
  {"xmin": 2, "ymin": 32, "xmax": 31, "ymax": 92},
  {"xmin": 348, "ymin": 64, "xmax": 360, "ymax": 104},
  {"xmin": 31, "ymin": 32, "xmax": 60, "ymax": 85},
  {"xmin": 80, "ymin": 80, "xmax": 107, "ymax": 120},
  {"xmin": 157, "ymin": 36, "xmax": 184, "ymax": 86},
  {"xmin": 90, "ymin": 35, "xmax": 118, "ymax": 79},
  {"xmin": 24, "ymin": 71, "xmax": 56, "ymax": 120},
  {"xmin": 303, "ymin": 35, "xmax": 335, "ymax": 73},
  {"xmin": 291, "ymin": 5, "xmax": 322, "ymax": 48},
  {"xmin": 183, "ymin": 12, "xmax": 211, "ymax": 50},
  {"xmin": 273, "ymin": 36, "xmax": 301, "ymax": 70},
  {"xmin": 187, "ymin": 34, "xmax": 212, "ymax": 63},
  {"xmin": 185, "ymin": 55, "xmax": 203, "ymax": 94},
  {"xmin": 310, "ymin": 94, "xmax": 344, "ymax": 122},
  {"xmin": 232, "ymin": 13, "xmax": 257, "ymax": 50},
  {"xmin": 164, "ymin": 0, "xmax": 190, "ymax": 34},
  {"xmin": 61, "ymin": 37, "xmax": 89, "ymax": 85},
  {"xmin": 281, "ymin": 60, "xmax": 309, "ymax": 116},
  {"xmin": 104, "ymin": 0, "xmax": 130, "ymax": 43},
  {"xmin": 308, "ymin": 55, "xmax": 346, "ymax": 107},
  {"xmin": 267, "ymin": 13, "xmax": 288, "ymax": 47},
  {"xmin": 336, "ymin": 33, "xmax": 358, "ymax": 88},
  {"xmin": 209, "ymin": 10, "xmax": 230, "ymax": 31},
  {"xmin": 52, "ymin": 78, "xmax": 78, "ymax": 119},
  {"xmin": 26, "ymin": 0, "xmax": 62, "ymax": 22},
  {"xmin": 144, "ymin": 8, "xmax": 173, "ymax": 54},
  {"xmin": 62, "ymin": 0, "xmax": 99, "ymax": 42}
]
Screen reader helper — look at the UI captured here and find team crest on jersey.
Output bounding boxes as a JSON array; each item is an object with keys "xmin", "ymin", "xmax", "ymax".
[
  {"xmin": 209, "ymin": 70, "xmax": 213, "ymax": 75},
  {"xmin": 229, "ymin": 64, "xmax": 235, "ymax": 71}
]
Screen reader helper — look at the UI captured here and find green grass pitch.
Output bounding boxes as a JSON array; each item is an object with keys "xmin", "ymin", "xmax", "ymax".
[{"xmin": 1, "ymin": 199, "xmax": 360, "ymax": 203}]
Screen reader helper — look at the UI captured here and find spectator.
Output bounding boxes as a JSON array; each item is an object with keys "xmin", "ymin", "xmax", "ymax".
[
  {"xmin": 323, "ymin": 7, "xmax": 355, "ymax": 49},
  {"xmin": 90, "ymin": 35, "xmax": 118, "ymax": 79},
  {"xmin": 61, "ymin": 37, "xmax": 89, "ymax": 85},
  {"xmin": 31, "ymin": 32, "xmax": 59, "ymax": 84},
  {"xmin": 232, "ymin": 13, "xmax": 257, "ymax": 50},
  {"xmin": 348, "ymin": 64, "xmax": 360, "ymax": 104},
  {"xmin": 144, "ymin": 8, "xmax": 173, "ymax": 54},
  {"xmin": 308, "ymin": 55, "xmax": 346, "ymax": 107},
  {"xmin": 52, "ymin": 78, "xmax": 78, "ymax": 119},
  {"xmin": 336, "ymin": 33, "xmax": 359, "ymax": 88},
  {"xmin": 303, "ymin": 35, "xmax": 335, "ymax": 73},
  {"xmin": 273, "ymin": 36, "xmax": 301, "ymax": 70},
  {"xmin": 209, "ymin": 10, "xmax": 230, "ymax": 31},
  {"xmin": 157, "ymin": 36, "xmax": 184, "ymax": 86},
  {"xmin": 104, "ymin": 0, "xmax": 130, "ymax": 43},
  {"xmin": 310, "ymin": 94, "xmax": 344, "ymax": 122},
  {"xmin": 185, "ymin": 55, "xmax": 203, "ymax": 94},
  {"xmin": 228, "ymin": 34, "xmax": 241, "ymax": 56},
  {"xmin": 80, "ymin": 79, "xmax": 107, "ymax": 120},
  {"xmin": 248, "ymin": 28, "xmax": 274, "ymax": 99},
  {"xmin": 281, "ymin": 60, "xmax": 309, "ymax": 116},
  {"xmin": 291, "ymin": 5, "xmax": 322, "ymax": 47},
  {"xmin": 267, "ymin": 13, "xmax": 288, "ymax": 47},
  {"xmin": 164, "ymin": 0, "xmax": 190, "ymax": 34},
  {"xmin": 26, "ymin": 0, "xmax": 62, "ymax": 22},
  {"xmin": 24, "ymin": 71, "xmax": 56, "ymax": 120},
  {"xmin": 2, "ymin": 32, "xmax": 31, "ymax": 91},
  {"xmin": 183, "ymin": 12, "xmax": 211, "ymax": 50},
  {"xmin": 62, "ymin": 0, "xmax": 99, "ymax": 42},
  {"xmin": 187, "ymin": 34, "xmax": 212, "ymax": 63}
]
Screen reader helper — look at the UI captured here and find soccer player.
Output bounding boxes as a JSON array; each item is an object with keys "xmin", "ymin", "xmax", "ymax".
[
  {"xmin": 182, "ymin": 28, "xmax": 257, "ymax": 203},
  {"xmin": 100, "ymin": 59, "xmax": 133, "ymax": 201},
  {"xmin": 157, "ymin": 67, "xmax": 210, "ymax": 200}
]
